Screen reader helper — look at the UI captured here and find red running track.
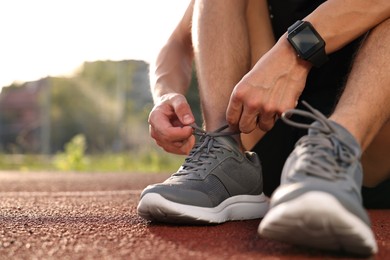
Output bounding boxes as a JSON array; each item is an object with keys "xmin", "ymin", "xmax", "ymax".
[{"xmin": 0, "ymin": 171, "xmax": 388, "ymax": 259}]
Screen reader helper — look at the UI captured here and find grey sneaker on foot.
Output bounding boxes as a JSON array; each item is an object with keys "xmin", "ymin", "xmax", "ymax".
[
  {"xmin": 138, "ymin": 125, "xmax": 268, "ymax": 224},
  {"xmin": 258, "ymin": 101, "xmax": 377, "ymax": 256}
]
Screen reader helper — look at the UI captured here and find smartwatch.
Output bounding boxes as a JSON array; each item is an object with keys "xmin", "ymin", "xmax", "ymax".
[{"xmin": 287, "ymin": 20, "xmax": 328, "ymax": 68}]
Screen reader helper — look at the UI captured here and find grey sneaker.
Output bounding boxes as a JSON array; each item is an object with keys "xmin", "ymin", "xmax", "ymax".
[
  {"xmin": 137, "ymin": 125, "xmax": 268, "ymax": 224},
  {"xmin": 258, "ymin": 101, "xmax": 377, "ymax": 256}
]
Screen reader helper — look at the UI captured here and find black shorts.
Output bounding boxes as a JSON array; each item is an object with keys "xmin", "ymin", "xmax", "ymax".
[{"xmin": 252, "ymin": 0, "xmax": 389, "ymax": 208}]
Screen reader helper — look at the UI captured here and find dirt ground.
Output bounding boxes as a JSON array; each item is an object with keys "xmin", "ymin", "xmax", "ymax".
[{"xmin": 0, "ymin": 171, "xmax": 388, "ymax": 260}]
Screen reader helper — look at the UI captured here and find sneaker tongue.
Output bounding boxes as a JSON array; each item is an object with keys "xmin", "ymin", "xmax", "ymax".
[{"xmin": 309, "ymin": 120, "xmax": 361, "ymax": 157}]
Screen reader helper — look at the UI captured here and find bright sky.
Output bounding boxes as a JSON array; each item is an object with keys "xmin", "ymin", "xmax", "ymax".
[{"xmin": 0, "ymin": 0, "xmax": 190, "ymax": 88}]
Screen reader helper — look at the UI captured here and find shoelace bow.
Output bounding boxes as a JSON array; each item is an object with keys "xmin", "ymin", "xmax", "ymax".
[
  {"xmin": 173, "ymin": 124, "xmax": 239, "ymax": 177},
  {"xmin": 282, "ymin": 101, "xmax": 355, "ymax": 180}
]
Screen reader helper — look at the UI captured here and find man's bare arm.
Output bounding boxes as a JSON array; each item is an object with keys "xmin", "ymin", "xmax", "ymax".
[
  {"xmin": 227, "ymin": 0, "xmax": 390, "ymax": 133},
  {"xmin": 305, "ymin": 0, "xmax": 390, "ymax": 54},
  {"xmin": 150, "ymin": 0, "xmax": 195, "ymax": 103}
]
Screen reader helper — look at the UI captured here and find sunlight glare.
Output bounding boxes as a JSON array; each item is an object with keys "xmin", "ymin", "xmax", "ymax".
[{"xmin": 0, "ymin": 0, "xmax": 189, "ymax": 88}]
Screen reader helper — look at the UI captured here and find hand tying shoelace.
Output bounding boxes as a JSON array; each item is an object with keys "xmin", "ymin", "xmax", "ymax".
[{"xmin": 138, "ymin": 121, "xmax": 267, "ymax": 224}]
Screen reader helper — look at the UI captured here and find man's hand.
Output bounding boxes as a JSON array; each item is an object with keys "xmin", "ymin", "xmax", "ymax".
[
  {"xmin": 226, "ymin": 39, "xmax": 311, "ymax": 133},
  {"xmin": 148, "ymin": 93, "xmax": 195, "ymax": 155}
]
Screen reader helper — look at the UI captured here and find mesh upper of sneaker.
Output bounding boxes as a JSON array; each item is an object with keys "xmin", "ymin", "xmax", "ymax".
[
  {"xmin": 140, "ymin": 125, "xmax": 263, "ymax": 208},
  {"xmin": 273, "ymin": 101, "xmax": 370, "ymax": 224}
]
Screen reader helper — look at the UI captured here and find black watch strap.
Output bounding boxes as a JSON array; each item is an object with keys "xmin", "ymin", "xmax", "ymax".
[{"xmin": 308, "ymin": 45, "xmax": 328, "ymax": 68}]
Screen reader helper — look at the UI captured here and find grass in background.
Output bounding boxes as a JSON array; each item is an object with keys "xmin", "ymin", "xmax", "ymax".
[
  {"xmin": 86, "ymin": 151, "xmax": 183, "ymax": 173},
  {"xmin": 0, "ymin": 134, "xmax": 184, "ymax": 173},
  {"xmin": 0, "ymin": 151, "xmax": 183, "ymax": 173}
]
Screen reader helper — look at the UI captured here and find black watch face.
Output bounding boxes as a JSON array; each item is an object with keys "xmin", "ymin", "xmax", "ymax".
[
  {"xmin": 288, "ymin": 24, "xmax": 324, "ymax": 58},
  {"xmin": 290, "ymin": 26, "xmax": 320, "ymax": 54}
]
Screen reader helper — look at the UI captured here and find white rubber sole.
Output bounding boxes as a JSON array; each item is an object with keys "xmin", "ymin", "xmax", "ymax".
[
  {"xmin": 137, "ymin": 192, "xmax": 269, "ymax": 224},
  {"xmin": 258, "ymin": 191, "xmax": 378, "ymax": 256}
]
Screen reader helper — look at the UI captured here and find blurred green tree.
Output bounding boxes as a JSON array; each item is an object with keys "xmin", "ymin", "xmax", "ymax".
[
  {"xmin": 0, "ymin": 60, "xmax": 203, "ymax": 155},
  {"xmin": 47, "ymin": 60, "xmax": 152, "ymax": 153}
]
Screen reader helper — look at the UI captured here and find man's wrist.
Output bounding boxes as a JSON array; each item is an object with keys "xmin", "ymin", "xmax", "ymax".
[
  {"xmin": 153, "ymin": 90, "xmax": 184, "ymax": 105},
  {"xmin": 152, "ymin": 81, "xmax": 180, "ymax": 103},
  {"xmin": 277, "ymin": 35, "xmax": 312, "ymax": 73}
]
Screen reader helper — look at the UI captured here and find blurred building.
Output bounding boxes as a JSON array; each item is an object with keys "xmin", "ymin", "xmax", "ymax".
[{"xmin": 0, "ymin": 80, "xmax": 47, "ymax": 153}]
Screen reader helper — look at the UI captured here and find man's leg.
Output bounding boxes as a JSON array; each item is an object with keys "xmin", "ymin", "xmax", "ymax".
[
  {"xmin": 192, "ymin": 0, "xmax": 250, "ymax": 133},
  {"xmin": 329, "ymin": 18, "xmax": 390, "ymax": 187},
  {"xmin": 361, "ymin": 122, "xmax": 390, "ymax": 208},
  {"xmin": 361, "ymin": 122, "xmax": 390, "ymax": 186},
  {"xmin": 192, "ymin": 0, "xmax": 275, "ymax": 149}
]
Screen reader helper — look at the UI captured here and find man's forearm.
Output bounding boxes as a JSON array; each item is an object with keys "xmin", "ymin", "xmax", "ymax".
[
  {"xmin": 269, "ymin": 0, "xmax": 390, "ymax": 79},
  {"xmin": 150, "ymin": 38, "xmax": 194, "ymax": 103},
  {"xmin": 149, "ymin": 1, "xmax": 195, "ymax": 103},
  {"xmin": 305, "ymin": 0, "xmax": 390, "ymax": 53}
]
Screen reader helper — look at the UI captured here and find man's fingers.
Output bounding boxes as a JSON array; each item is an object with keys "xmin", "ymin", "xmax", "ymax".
[
  {"xmin": 171, "ymin": 95, "xmax": 195, "ymax": 126},
  {"xmin": 151, "ymin": 124, "xmax": 193, "ymax": 144},
  {"xmin": 226, "ymin": 93, "xmax": 244, "ymax": 127},
  {"xmin": 238, "ymin": 106, "xmax": 259, "ymax": 133},
  {"xmin": 157, "ymin": 135, "xmax": 195, "ymax": 155},
  {"xmin": 257, "ymin": 113, "xmax": 278, "ymax": 132}
]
